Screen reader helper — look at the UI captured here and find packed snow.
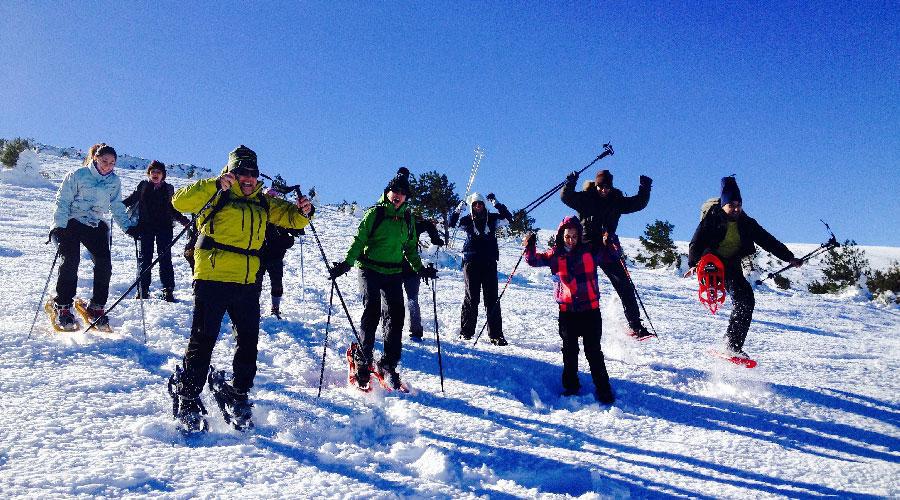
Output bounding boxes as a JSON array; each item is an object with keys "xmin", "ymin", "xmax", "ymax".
[{"xmin": 0, "ymin": 150, "xmax": 897, "ymax": 498}]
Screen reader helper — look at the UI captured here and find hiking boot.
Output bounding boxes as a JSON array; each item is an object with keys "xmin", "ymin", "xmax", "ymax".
[
  {"xmin": 727, "ymin": 345, "xmax": 750, "ymax": 359},
  {"xmin": 561, "ymin": 387, "xmax": 580, "ymax": 397},
  {"xmin": 353, "ymin": 349, "xmax": 371, "ymax": 388},
  {"xmin": 377, "ymin": 360, "xmax": 403, "ymax": 390},
  {"xmin": 176, "ymin": 396, "xmax": 208, "ymax": 434},
  {"xmin": 53, "ymin": 302, "xmax": 77, "ymax": 329},
  {"xmin": 135, "ymin": 287, "xmax": 150, "ymax": 300},
  {"xmin": 595, "ymin": 385, "xmax": 615, "ymax": 405},
  {"xmin": 270, "ymin": 304, "xmax": 281, "ymax": 318},
  {"xmin": 459, "ymin": 330, "xmax": 473, "ymax": 341},
  {"xmin": 489, "ymin": 336, "xmax": 509, "ymax": 346},
  {"xmin": 162, "ymin": 288, "xmax": 177, "ymax": 303},
  {"xmin": 629, "ymin": 324, "xmax": 656, "ymax": 341},
  {"xmin": 409, "ymin": 330, "xmax": 424, "ymax": 342},
  {"xmin": 86, "ymin": 302, "xmax": 109, "ymax": 328}
]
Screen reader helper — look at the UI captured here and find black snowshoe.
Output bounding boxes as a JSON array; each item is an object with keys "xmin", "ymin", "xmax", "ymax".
[
  {"xmin": 207, "ymin": 366, "xmax": 254, "ymax": 431},
  {"xmin": 167, "ymin": 366, "xmax": 209, "ymax": 435}
]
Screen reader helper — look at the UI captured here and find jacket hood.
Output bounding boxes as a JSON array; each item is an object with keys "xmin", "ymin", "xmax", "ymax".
[
  {"xmin": 467, "ymin": 192, "xmax": 488, "ymax": 214},
  {"xmin": 555, "ymin": 215, "xmax": 583, "ymax": 248}
]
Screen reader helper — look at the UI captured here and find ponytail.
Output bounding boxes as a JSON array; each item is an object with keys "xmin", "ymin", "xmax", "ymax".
[{"xmin": 83, "ymin": 143, "xmax": 117, "ymax": 165}]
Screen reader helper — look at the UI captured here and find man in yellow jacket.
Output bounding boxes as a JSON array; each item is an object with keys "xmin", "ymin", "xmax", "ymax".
[{"xmin": 169, "ymin": 145, "xmax": 313, "ymax": 433}]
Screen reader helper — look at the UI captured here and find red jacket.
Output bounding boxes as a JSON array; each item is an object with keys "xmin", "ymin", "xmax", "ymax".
[{"xmin": 525, "ymin": 216, "xmax": 605, "ymax": 312}]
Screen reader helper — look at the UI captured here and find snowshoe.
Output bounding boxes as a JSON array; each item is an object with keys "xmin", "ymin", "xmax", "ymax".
[
  {"xmin": 375, "ymin": 359, "xmax": 410, "ymax": 393},
  {"xmin": 207, "ymin": 366, "xmax": 254, "ymax": 431},
  {"xmin": 167, "ymin": 367, "xmax": 209, "ymax": 435},
  {"xmin": 628, "ymin": 325, "xmax": 657, "ymax": 341},
  {"xmin": 45, "ymin": 300, "xmax": 80, "ymax": 332},
  {"xmin": 346, "ymin": 343, "xmax": 373, "ymax": 392},
  {"xmin": 697, "ymin": 254, "xmax": 727, "ymax": 314},
  {"xmin": 74, "ymin": 298, "xmax": 113, "ymax": 333},
  {"xmin": 708, "ymin": 348, "xmax": 757, "ymax": 368},
  {"xmin": 489, "ymin": 336, "xmax": 509, "ymax": 346}
]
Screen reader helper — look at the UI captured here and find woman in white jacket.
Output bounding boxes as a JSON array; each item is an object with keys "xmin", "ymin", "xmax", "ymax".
[{"xmin": 49, "ymin": 143, "xmax": 136, "ymax": 329}]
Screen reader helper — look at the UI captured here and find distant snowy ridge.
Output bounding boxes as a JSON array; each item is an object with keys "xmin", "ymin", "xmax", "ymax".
[{"xmin": 33, "ymin": 141, "xmax": 214, "ymax": 180}]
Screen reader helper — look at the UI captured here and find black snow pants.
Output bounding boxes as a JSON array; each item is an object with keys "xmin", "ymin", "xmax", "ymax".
[
  {"xmin": 256, "ymin": 251, "xmax": 287, "ymax": 298},
  {"xmin": 179, "ymin": 280, "xmax": 261, "ymax": 398},
  {"xmin": 724, "ymin": 262, "xmax": 755, "ymax": 351},
  {"xmin": 558, "ymin": 309, "xmax": 612, "ymax": 396},
  {"xmin": 383, "ymin": 272, "xmax": 423, "ymax": 337},
  {"xmin": 138, "ymin": 224, "xmax": 175, "ymax": 293},
  {"xmin": 358, "ymin": 268, "xmax": 405, "ymax": 367},
  {"xmin": 54, "ymin": 219, "xmax": 112, "ymax": 307},
  {"xmin": 460, "ymin": 259, "xmax": 502, "ymax": 339}
]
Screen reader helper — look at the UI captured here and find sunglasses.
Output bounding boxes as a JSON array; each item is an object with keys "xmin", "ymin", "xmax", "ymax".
[{"xmin": 232, "ymin": 167, "xmax": 259, "ymax": 178}]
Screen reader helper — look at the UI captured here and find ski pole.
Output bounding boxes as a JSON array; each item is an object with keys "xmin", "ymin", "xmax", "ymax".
[
  {"xmin": 27, "ymin": 246, "xmax": 60, "ymax": 340},
  {"xmin": 449, "ymin": 147, "xmax": 485, "ymax": 249},
  {"xmin": 85, "ymin": 189, "xmax": 220, "ymax": 334},
  {"xmin": 755, "ymin": 236, "xmax": 839, "ymax": 285},
  {"xmin": 300, "ymin": 235, "xmax": 306, "ymax": 304},
  {"xmin": 618, "ymin": 255, "xmax": 658, "ymax": 337},
  {"xmin": 317, "ymin": 279, "xmax": 336, "ymax": 398},
  {"xmin": 521, "ymin": 143, "xmax": 614, "ymax": 215},
  {"xmin": 134, "ymin": 238, "xmax": 147, "ymax": 343},
  {"xmin": 428, "ymin": 265, "xmax": 445, "ymax": 394},
  {"xmin": 472, "ymin": 250, "xmax": 525, "ymax": 346}
]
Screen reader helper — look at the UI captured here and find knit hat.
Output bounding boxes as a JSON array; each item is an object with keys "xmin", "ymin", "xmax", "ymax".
[
  {"xmin": 595, "ymin": 169, "xmax": 613, "ymax": 188},
  {"xmin": 720, "ymin": 176, "xmax": 742, "ymax": 205},
  {"xmin": 467, "ymin": 192, "xmax": 487, "ymax": 212},
  {"xmin": 385, "ymin": 167, "xmax": 412, "ymax": 196},
  {"xmin": 555, "ymin": 215, "xmax": 583, "ymax": 248},
  {"xmin": 226, "ymin": 145, "xmax": 259, "ymax": 175},
  {"xmin": 147, "ymin": 160, "xmax": 166, "ymax": 180}
]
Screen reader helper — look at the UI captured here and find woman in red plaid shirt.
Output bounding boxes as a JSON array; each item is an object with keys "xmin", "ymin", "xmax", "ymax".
[{"xmin": 524, "ymin": 216, "xmax": 615, "ymax": 405}]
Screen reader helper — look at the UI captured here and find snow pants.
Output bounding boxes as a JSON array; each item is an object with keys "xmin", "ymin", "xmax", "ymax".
[
  {"xmin": 54, "ymin": 219, "xmax": 111, "ymax": 307},
  {"xmin": 460, "ymin": 259, "xmax": 502, "ymax": 339},
  {"xmin": 179, "ymin": 280, "xmax": 261, "ymax": 398},
  {"xmin": 724, "ymin": 263, "xmax": 755, "ymax": 351},
  {"xmin": 598, "ymin": 260, "xmax": 642, "ymax": 329},
  {"xmin": 558, "ymin": 309, "xmax": 612, "ymax": 396},
  {"xmin": 358, "ymin": 268, "xmax": 405, "ymax": 367},
  {"xmin": 256, "ymin": 252, "xmax": 286, "ymax": 298},
  {"xmin": 138, "ymin": 224, "xmax": 175, "ymax": 294},
  {"xmin": 383, "ymin": 273, "xmax": 422, "ymax": 337}
]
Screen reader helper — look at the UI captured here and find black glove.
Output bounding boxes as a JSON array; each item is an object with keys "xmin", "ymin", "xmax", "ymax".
[
  {"xmin": 566, "ymin": 171, "xmax": 579, "ymax": 185},
  {"xmin": 48, "ymin": 227, "xmax": 67, "ymax": 245},
  {"xmin": 329, "ymin": 261, "xmax": 351, "ymax": 280},
  {"xmin": 431, "ymin": 236, "xmax": 445, "ymax": 247},
  {"xmin": 639, "ymin": 175, "xmax": 652, "ymax": 188},
  {"xmin": 486, "ymin": 193, "xmax": 496, "ymax": 204},
  {"xmin": 524, "ymin": 232, "xmax": 536, "ymax": 249},
  {"xmin": 419, "ymin": 264, "xmax": 438, "ymax": 282},
  {"xmin": 125, "ymin": 226, "xmax": 142, "ymax": 239}
]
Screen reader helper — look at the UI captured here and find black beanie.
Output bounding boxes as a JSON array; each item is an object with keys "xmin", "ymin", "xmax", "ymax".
[
  {"xmin": 147, "ymin": 160, "xmax": 166, "ymax": 180},
  {"xmin": 595, "ymin": 169, "xmax": 613, "ymax": 187},
  {"xmin": 227, "ymin": 145, "xmax": 259, "ymax": 174},
  {"xmin": 385, "ymin": 167, "xmax": 412, "ymax": 196},
  {"xmin": 720, "ymin": 176, "xmax": 742, "ymax": 205}
]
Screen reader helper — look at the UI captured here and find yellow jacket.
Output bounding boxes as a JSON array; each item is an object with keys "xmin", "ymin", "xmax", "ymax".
[{"xmin": 173, "ymin": 177, "xmax": 311, "ymax": 284}]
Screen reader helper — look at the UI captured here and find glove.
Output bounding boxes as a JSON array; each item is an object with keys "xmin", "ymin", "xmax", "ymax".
[
  {"xmin": 639, "ymin": 175, "xmax": 652, "ymax": 188},
  {"xmin": 486, "ymin": 193, "xmax": 497, "ymax": 205},
  {"xmin": 523, "ymin": 232, "xmax": 536, "ymax": 249},
  {"xmin": 455, "ymin": 201, "xmax": 466, "ymax": 213},
  {"xmin": 48, "ymin": 227, "xmax": 67, "ymax": 245},
  {"xmin": 566, "ymin": 171, "xmax": 579, "ymax": 185},
  {"xmin": 431, "ymin": 236, "xmax": 445, "ymax": 247},
  {"xmin": 125, "ymin": 226, "xmax": 142, "ymax": 239},
  {"xmin": 328, "ymin": 261, "xmax": 351, "ymax": 280},
  {"xmin": 419, "ymin": 265, "xmax": 438, "ymax": 282}
]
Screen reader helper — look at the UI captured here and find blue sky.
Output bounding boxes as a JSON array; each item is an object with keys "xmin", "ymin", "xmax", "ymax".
[{"xmin": 2, "ymin": 1, "xmax": 897, "ymax": 246}]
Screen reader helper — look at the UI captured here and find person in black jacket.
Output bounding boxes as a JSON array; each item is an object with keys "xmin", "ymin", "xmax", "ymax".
[
  {"xmin": 685, "ymin": 176, "xmax": 802, "ymax": 357},
  {"xmin": 384, "ymin": 216, "xmax": 444, "ymax": 341},
  {"xmin": 123, "ymin": 161, "xmax": 190, "ymax": 302},
  {"xmin": 255, "ymin": 188, "xmax": 305, "ymax": 318},
  {"xmin": 561, "ymin": 169, "xmax": 654, "ymax": 339},
  {"xmin": 448, "ymin": 192, "xmax": 513, "ymax": 345}
]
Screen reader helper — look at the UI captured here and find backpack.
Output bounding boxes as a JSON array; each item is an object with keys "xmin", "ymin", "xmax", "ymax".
[{"xmin": 700, "ymin": 197, "xmax": 720, "ymax": 221}]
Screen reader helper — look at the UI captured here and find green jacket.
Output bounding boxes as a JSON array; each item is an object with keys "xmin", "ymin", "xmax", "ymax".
[
  {"xmin": 172, "ymin": 177, "xmax": 311, "ymax": 284},
  {"xmin": 344, "ymin": 195, "xmax": 423, "ymax": 275}
]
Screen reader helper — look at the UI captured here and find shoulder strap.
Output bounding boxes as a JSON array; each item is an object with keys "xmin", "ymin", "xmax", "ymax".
[{"xmin": 368, "ymin": 205, "xmax": 386, "ymax": 238}]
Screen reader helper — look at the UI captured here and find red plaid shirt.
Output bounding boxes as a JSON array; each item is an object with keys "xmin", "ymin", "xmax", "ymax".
[{"xmin": 526, "ymin": 244, "xmax": 604, "ymax": 312}]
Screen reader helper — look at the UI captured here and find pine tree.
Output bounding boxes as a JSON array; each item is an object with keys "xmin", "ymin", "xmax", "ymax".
[
  {"xmin": 866, "ymin": 261, "xmax": 900, "ymax": 302},
  {"xmin": 1, "ymin": 137, "xmax": 32, "ymax": 168},
  {"xmin": 501, "ymin": 209, "xmax": 536, "ymax": 238},
  {"xmin": 808, "ymin": 240, "xmax": 870, "ymax": 294},
  {"xmin": 409, "ymin": 170, "xmax": 461, "ymax": 242},
  {"xmin": 635, "ymin": 220, "xmax": 681, "ymax": 268}
]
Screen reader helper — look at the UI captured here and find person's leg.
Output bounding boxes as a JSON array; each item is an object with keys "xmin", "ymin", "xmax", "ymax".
[
  {"xmin": 380, "ymin": 273, "xmax": 406, "ymax": 366},
  {"xmin": 580, "ymin": 309, "xmax": 612, "ymax": 400},
  {"xmin": 138, "ymin": 233, "xmax": 154, "ymax": 296},
  {"xmin": 227, "ymin": 284, "xmax": 262, "ymax": 393},
  {"xmin": 404, "ymin": 274, "xmax": 423, "ymax": 337},
  {"xmin": 725, "ymin": 265, "xmax": 755, "ymax": 352},
  {"xmin": 157, "ymin": 225, "xmax": 176, "ymax": 291},
  {"xmin": 600, "ymin": 261, "xmax": 641, "ymax": 329},
  {"xmin": 558, "ymin": 311, "xmax": 581, "ymax": 393},
  {"xmin": 80, "ymin": 221, "xmax": 112, "ymax": 306},
  {"xmin": 179, "ymin": 280, "xmax": 228, "ymax": 398},
  {"xmin": 54, "ymin": 220, "xmax": 82, "ymax": 306},
  {"xmin": 482, "ymin": 260, "xmax": 503, "ymax": 339},
  {"xmin": 459, "ymin": 262, "xmax": 481, "ymax": 338},
  {"xmin": 358, "ymin": 269, "xmax": 383, "ymax": 362}
]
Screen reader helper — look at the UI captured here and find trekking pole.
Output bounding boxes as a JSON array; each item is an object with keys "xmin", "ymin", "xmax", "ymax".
[
  {"xmin": 755, "ymin": 234, "xmax": 839, "ymax": 286},
  {"xmin": 317, "ymin": 280, "xmax": 336, "ymax": 398},
  {"xmin": 85, "ymin": 189, "xmax": 220, "ymax": 333},
  {"xmin": 27, "ymin": 246, "xmax": 61, "ymax": 340},
  {"xmin": 618, "ymin": 255, "xmax": 659, "ymax": 337},
  {"xmin": 134, "ymin": 238, "xmax": 148, "ymax": 343},
  {"xmin": 472, "ymin": 250, "xmax": 526, "ymax": 346},
  {"xmin": 300, "ymin": 235, "xmax": 306, "ymax": 304},
  {"xmin": 521, "ymin": 143, "xmax": 614, "ymax": 215},
  {"xmin": 427, "ymin": 264, "xmax": 445, "ymax": 394}
]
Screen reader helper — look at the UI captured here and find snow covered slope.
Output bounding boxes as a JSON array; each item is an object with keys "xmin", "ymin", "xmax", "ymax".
[{"xmin": 0, "ymin": 152, "xmax": 897, "ymax": 498}]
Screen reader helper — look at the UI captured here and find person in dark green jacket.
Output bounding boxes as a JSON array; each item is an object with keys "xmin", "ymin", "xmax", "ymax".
[{"xmin": 329, "ymin": 168, "xmax": 436, "ymax": 390}]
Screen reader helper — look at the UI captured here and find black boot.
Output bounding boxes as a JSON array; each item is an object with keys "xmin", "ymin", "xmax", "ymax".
[{"xmin": 162, "ymin": 288, "xmax": 177, "ymax": 303}]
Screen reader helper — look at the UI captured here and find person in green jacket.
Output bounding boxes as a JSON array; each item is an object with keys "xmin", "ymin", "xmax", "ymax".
[
  {"xmin": 329, "ymin": 167, "xmax": 437, "ymax": 390},
  {"xmin": 168, "ymin": 145, "xmax": 313, "ymax": 433}
]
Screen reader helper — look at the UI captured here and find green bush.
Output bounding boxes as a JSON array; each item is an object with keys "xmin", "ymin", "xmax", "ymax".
[
  {"xmin": 808, "ymin": 240, "xmax": 870, "ymax": 294},
  {"xmin": 635, "ymin": 219, "xmax": 681, "ymax": 268},
  {"xmin": 867, "ymin": 262, "xmax": 900, "ymax": 302},
  {"xmin": 1, "ymin": 137, "xmax": 32, "ymax": 167},
  {"xmin": 773, "ymin": 274, "xmax": 791, "ymax": 290}
]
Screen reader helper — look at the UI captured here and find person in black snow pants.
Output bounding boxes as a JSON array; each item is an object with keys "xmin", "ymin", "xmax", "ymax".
[
  {"xmin": 685, "ymin": 176, "xmax": 802, "ymax": 358},
  {"xmin": 561, "ymin": 169, "xmax": 656, "ymax": 340},
  {"xmin": 123, "ymin": 160, "xmax": 191, "ymax": 302},
  {"xmin": 448, "ymin": 192, "xmax": 513, "ymax": 345},
  {"xmin": 384, "ymin": 216, "xmax": 444, "ymax": 341},
  {"xmin": 255, "ymin": 188, "xmax": 305, "ymax": 318}
]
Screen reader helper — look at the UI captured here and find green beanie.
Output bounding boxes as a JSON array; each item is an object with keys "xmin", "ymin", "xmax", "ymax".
[{"xmin": 227, "ymin": 145, "xmax": 258, "ymax": 174}]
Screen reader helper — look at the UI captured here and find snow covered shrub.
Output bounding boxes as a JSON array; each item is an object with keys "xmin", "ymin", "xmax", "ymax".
[
  {"xmin": 867, "ymin": 261, "xmax": 900, "ymax": 303},
  {"xmin": 635, "ymin": 219, "xmax": 681, "ymax": 268},
  {"xmin": 808, "ymin": 240, "xmax": 870, "ymax": 294},
  {"xmin": 497, "ymin": 208, "xmax": 536, "ymax": 239},
  {"xmin": 773, "ymin": 274, "xmax": 791, "ymax": 290},
  {"xmin": 1, "ymin": 137, "xmax": 32, "ymax": 167}
]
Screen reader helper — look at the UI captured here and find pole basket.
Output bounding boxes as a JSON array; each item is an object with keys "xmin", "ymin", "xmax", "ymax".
[{"xmin": 697, "ymin": 254, "xmax": 727, "ymax": 314}]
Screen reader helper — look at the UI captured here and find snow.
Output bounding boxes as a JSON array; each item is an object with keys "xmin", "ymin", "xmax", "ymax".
[{"xmin": 0, "ymin": 150, "xmax": 898, "ymax": 498}]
